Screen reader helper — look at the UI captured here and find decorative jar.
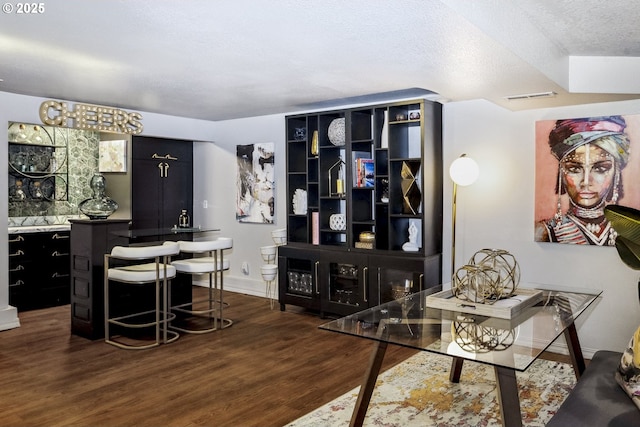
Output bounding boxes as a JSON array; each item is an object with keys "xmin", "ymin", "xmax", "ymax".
[
  {"xmin": 78, "ymin": 173, "xmax": 119, "ymax": 219},
  {"xmin": 359, "ymin": 231, "xmax": 375, "ymax": 243},
  {"xmin": 329, "ymin": 214, "xmax": 346, "ymax": 231}
]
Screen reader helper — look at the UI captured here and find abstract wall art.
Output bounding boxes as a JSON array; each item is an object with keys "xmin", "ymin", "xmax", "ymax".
[{"xmin": 236, "ymin": 143, "xmax": 275, "ymax": 223}]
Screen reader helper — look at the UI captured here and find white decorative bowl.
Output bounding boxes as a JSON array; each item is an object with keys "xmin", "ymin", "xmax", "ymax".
[
  {"xmin": 261, "ymin": 264, "xmax": 278, "ymax": 281},
  {"xmin": 260, "ymin": 245, "xmax": 277, "ymax": 263},
  {"xmin": 271, "ymin": 228, "xmax": 287, "ymax": 246},
  {"xmin": 328, "ymin": 118, "xmax": 346, "ymax": 146}
]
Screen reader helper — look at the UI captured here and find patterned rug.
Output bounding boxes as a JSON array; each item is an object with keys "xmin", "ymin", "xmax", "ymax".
[{"xmin": 285, "ymin": 352, "xmax": 575, "ymax": 427}]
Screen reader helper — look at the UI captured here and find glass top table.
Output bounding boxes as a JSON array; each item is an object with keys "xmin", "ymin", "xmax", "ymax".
[
  {"xmin": 319, "ymin": 283, "xmax": 602, "ymax": 427},
  {"xmin": 110, "ymin": 226, "xmax": 220, "ymax": 239}
]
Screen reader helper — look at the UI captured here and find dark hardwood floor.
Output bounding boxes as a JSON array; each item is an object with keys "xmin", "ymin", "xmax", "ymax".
[{"xmin": 0, "ymin": 288, "xmax": 419, "ymax": 427}]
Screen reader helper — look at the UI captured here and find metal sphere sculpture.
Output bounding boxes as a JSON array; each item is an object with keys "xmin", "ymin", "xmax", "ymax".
[
  {"xmin": 453, "ymin": 249, "xmax": 520, "ymax": 304},
  {"xmin": 452, "ymin": 318, "xmax": 515, "ymax": 353}
]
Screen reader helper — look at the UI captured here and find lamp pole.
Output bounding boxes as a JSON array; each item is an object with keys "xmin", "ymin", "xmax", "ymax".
[
  {"xmin": 451, "ymin": 179, "xmax": 459, "ymax": 281},
  {"xmin": 449, "ymin": 154, "xmax": 479, "ymax": 284}
]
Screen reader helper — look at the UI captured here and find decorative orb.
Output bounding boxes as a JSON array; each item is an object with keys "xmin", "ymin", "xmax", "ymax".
[
  {"xmin": 451, "ymin": 318, "xmax": 515, "ymax": 353},
  {"xmin": 328, "ymin": 118, "xmax": 346, "ymax": 146},
  {"xmin": 452, "ymin": 264, "xmax": 500, "ymax": 304},
  {"xmin": 453, "ymin": 249, "xmax": 519, "ymax": 304},
  {"xmin": 468, "ymin": 248, "xmax": 520, "ymax": 296}
]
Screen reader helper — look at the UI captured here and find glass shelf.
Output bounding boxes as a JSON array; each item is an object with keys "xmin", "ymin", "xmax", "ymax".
[{"xmin": 8, "ymin": 122, "xmax": 69, "ymax": 205}]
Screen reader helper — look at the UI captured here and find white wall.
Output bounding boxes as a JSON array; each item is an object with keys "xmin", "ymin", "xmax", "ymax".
[
  {"xmin": 192, "ymin": 115, "xmax": 286, "ymax": 299},
  {"xmin": 443, "ymin": 98, "xmax": 640, "ymax": 355}
]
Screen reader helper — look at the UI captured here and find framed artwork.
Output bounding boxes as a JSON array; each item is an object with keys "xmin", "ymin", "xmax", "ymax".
[
  {"xmin": 236, "ymin": 143, "xmax": 275, "ymax": 223},
  {"xmin": 98, "ymin": 139, "xmax": 127, "ymax": 172},
  {"xmin": 534, "ymin": 114, "xmax": 640, "ymax": 245}
]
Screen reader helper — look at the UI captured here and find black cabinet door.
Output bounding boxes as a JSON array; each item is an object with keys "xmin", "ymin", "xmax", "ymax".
[
  {"xmin": 159, "ymin": 157, "xmax": 192, "ymax": 228},
  {"xmin": 131, "ymin": 136, "xmax": 193, "ymax": 230},
  {"xmin": 131, "ymin": 156, "xmax": 164, "ymax": 229},
  {"xmin": 8, "ymin": 231, "xmax": 71, "ymax": 311},
  {"xmin": 368, "ymin": 253, "xmax": 442, "ymax": 306},
  {"xmin": 319, "ymin": 251, "xmax": 369, "ymax": 317},
  {"xmin": 278, "ymin": 245, "xmax": 322, "ymax": 313}
]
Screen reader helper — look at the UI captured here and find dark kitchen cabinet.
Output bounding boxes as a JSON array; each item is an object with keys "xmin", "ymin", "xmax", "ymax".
[
  {"xmin": 278, "ymin": 246, "xmax": 322, "ymax": 314},
  {"xmin": 8, "ymin": 230, "xmax": 71, "ymax": 311},
  {"xmin": 278, "ymin": 244, "xmax": 441, "ymax": 318},
  {"xmin": 129, "ymin": 136, "xmax": 194, "ymax": 332},
  {"xmin": 131, "ymin": 136, "xmax": 193, "ymax": 232}
]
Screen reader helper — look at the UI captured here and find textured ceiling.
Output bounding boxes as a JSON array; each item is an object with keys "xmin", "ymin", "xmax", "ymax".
[{"xmin": 0, "ymin": 0, "xmax": 639, "ymax": 121}]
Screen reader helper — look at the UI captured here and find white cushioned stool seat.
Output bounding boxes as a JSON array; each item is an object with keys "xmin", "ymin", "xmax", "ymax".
[
  {"xmin": 108, "ymin": 262, "xmax": 177, "ymax": 282},
  {"xmin": 111, "ymin": 241, "xmax": 180, "ymax": 258},
  {"xmin": 177, "ymin": 237, "xmax": 233, "ymax": 253},
  {"xmin": 172, "ymin": 258, "xmax": 230, "ymax": 274}
]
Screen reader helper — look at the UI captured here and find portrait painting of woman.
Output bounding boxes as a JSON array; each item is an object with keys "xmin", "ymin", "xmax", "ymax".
[{"xmin": 535, "ymin": 115, "xmax": 640, "ymax": 245}]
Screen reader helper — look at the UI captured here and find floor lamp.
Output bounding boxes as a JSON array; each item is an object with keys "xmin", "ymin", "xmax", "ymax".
[{"xmin": 449, "ymin": 154, "xmax": 479, "ymax": 282}]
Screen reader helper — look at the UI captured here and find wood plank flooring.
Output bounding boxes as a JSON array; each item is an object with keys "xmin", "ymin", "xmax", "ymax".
[{"xmin": 0, "ymin": 288, "xmax": 419, "ymax": 427}]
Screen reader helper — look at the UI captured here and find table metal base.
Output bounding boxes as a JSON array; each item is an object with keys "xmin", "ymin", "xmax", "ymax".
[{"xmin": 349, "ymin": 322, "xmax": 585, "ymax": 427}]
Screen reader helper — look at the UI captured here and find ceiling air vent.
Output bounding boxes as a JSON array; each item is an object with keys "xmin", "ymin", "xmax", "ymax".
[{"xmin": 504, "ymin": 91, "xmax": 557, "ymax": 101}]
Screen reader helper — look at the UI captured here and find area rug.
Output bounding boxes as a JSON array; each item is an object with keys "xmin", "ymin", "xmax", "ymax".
[{"xmin": 285, "ymin": 352, "xmax": 575, "ymax": 427}]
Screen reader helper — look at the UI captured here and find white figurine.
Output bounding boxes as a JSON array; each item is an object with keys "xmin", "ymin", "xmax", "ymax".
[{"xmin": 402, "ymin": 221, "xmax": 419, "ymax": 252}]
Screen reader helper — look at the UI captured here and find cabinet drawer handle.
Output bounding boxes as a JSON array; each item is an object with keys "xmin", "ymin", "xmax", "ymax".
[
  {"xmin": 9, "ymin": 264, "xmax": 24, "ymax": 272},
  {"xmin": 10, "ymin": 280, "xmax": 24, "ymax": 287},
  {"xmin": 52, "ymin": 272, "xmax": 70, "ymax": 278},
  {"xmin": 51, "ymin": 251, "xmax": 69, "ymax": 257},
  {"xmin": 363, "ymin": 266, "xmax": 368, "ymax": 302},
  {"xmin": 10, "ymin": 249, "xmax": 24, "ymax": 257},
  {"xmin": 314, "ymin": 261, "xmax": 319, "ymax": 295},
  {"xmin": 9, "ymin": 235, "xmax": 24, "ymax": 243},
  {"xmin": 52, "ymin": 233, "xmax": 69, "ymax": 240},
  {"xmin": 157, "ymin": 162, "xmax": 170, "ymax": 178},
  {"xmin": 152, "ymin": 153, "xmax": 178, "ymax": 161},
  {"xmin": 377, "ymin": 267, "xmax": 381, "ymax": 304}
]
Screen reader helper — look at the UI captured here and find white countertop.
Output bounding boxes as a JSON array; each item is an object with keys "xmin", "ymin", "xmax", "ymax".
[{"xmin": 8, "ymin": 224, "xmax": 72, "ymax": 234}]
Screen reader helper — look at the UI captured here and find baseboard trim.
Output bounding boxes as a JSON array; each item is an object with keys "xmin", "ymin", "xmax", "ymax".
[
  {"xmin": 192, "ymin": 275, "xmax": 270, "ymax": 299},
  {"xmin": 0, "ymin": 305, "xmax": 20, "ymax": 331}
]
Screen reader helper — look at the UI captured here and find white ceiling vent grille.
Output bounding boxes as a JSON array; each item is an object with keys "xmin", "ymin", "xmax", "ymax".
[{"xmin": 504, "ymin": 91, "xmax": 557, "ymax": 101}]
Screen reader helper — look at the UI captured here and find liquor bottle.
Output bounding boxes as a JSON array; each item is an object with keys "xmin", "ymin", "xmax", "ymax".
[{"xmin": 178, "ymin": 209, "xmax": 190, "ymax": 228}]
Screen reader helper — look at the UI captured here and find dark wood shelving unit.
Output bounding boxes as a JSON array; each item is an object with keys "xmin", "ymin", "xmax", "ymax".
[{"xmin": 279, "ymin": 99, "xmax": 444, "ymax": 317}]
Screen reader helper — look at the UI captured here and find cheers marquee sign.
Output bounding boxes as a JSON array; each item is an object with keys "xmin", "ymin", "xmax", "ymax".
[{"xmin": 39, "ymin": 100, "xmax": 143, "ymax": 135}]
